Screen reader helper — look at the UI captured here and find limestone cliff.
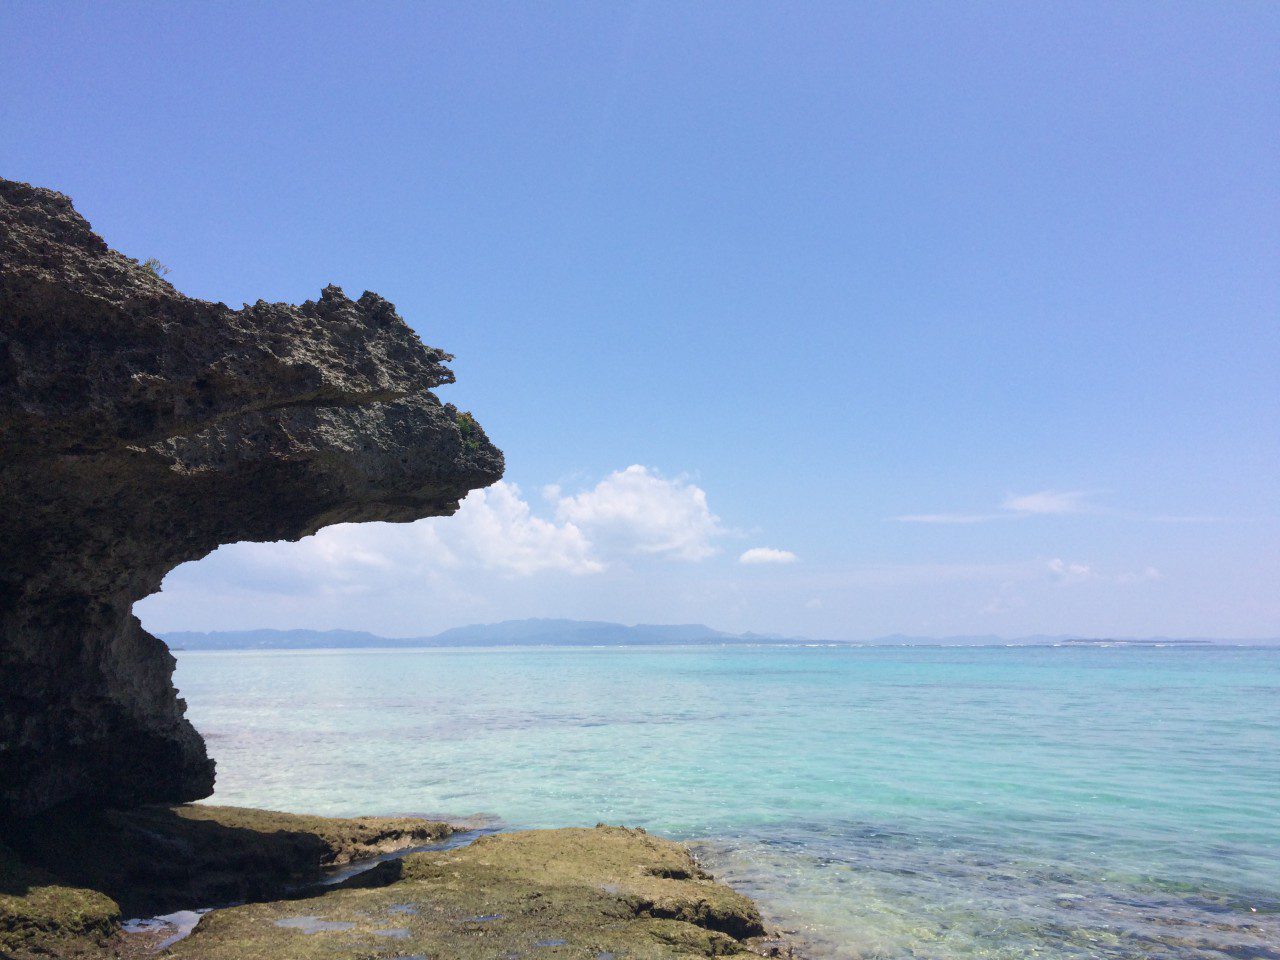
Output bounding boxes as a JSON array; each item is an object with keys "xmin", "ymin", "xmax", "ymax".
[{"xmin": 0, "ymin": 179, "xmax": 504, "ymax": 816}]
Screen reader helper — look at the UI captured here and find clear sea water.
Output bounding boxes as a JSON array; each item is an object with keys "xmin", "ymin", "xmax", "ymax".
[{"xmin": 173, "ymin": 644, "xmax": 1280, "ymax": 959}]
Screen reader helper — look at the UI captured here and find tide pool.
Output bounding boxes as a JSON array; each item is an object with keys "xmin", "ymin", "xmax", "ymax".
[{"xmin": 173, "ymin": 644, "xmax": 1280, "ymax": 959}]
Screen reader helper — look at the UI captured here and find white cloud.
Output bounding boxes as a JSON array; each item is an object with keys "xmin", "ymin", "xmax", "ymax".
[
  {"xmin": 895, "ymin": 489, "xmax": 1094, "ymax": 523},
  {"xmin": 148, "ymin": 466, "xmax": 725, "ymax": 618},
  {"xmin": 739, "ymin": 547, "xmax": 799, "ymax": 565},
  {"xmin": 554, "ymin": 465, "xmax": 724, "ymax": 561},
  {"xmin": 1047, "ymin": 557, "xmax": 1093, "ymax": 582},
  {"xmin": 181, "ymin": 480, "xmax": 603, "ymax": 593},
  {"xmin": 1003, "ymin": 490, "xmax": 1092, "ymax": 515},
  {"xmin": 255, "ymin": 466, "xmax": 727, "ymax": 584},
  {"xmin": 445, "ymin": 482, "xmax": 602, "ymax": 575},
  {"xmin": 1116, "ymin": 566, "xmax": 1162, "ymax": 584}
]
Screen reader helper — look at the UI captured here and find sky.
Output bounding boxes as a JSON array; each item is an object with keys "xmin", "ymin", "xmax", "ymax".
[{"xmin": 3, "ymin": 2, "xmax": 1277, "ymax": 639}]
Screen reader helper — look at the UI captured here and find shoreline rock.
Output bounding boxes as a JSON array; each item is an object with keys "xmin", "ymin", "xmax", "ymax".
[
  {"xmin": 3, "ymin": 804, "xmax": 459, "ymax": 921},
  {"xmin": 0, "ymin": 805, "xmax": 791, "ymax": 959},
  {"xmin": 0, "ymin": 179, "xmax": 504, "ymax": 817},
  {"xmin": 0, "ymin": 181, "xmax": 798, "ymax": 958}
]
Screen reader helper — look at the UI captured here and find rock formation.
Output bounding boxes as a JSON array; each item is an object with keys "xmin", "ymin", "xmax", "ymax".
[
  {"xmin": 0, "ymin": 179, "xmax": 503, "ymax": 817},
  {"xmin": 0, "ymin": 807, "xmax": 774, "ymax": 960}
]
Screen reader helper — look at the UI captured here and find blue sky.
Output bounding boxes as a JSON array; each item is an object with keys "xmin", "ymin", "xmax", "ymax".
[{"xmin": 3, "ymin": 2, "xmax": 1277, "ymax": 638}]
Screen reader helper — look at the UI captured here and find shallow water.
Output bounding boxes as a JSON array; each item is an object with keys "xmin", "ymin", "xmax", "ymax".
[
  {"xmin": 173, "ymin": 644, "xmax": 1280, "ymax": 958},
  {"xmin": 121, "ymin": 909, "xmax": 209, "ymax": 950}
]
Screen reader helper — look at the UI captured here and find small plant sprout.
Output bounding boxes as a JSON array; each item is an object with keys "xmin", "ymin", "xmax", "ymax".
[{"xmin": 141, "ymin": 257, "xmax": 170, "ymax": 278}]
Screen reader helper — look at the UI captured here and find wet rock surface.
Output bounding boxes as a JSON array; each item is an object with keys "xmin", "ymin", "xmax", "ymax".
[
  {"xmin": 0, "ymin": 808, "xmax": 785, "ymax": 960},
  {"xmin": 0, "ymin": 184, "xmax": 782, "ymax": 959},
  {"xmin": 0, "ymin": 804, "xmax": 457, "ymax": 959},
  {"xmin": 168, "ymin": 824, "xmax": 772, "ymax": 960},
  {"xmin": 2, "ymin": 804, "xmax": 458, "ymax": 920},
  {"xmin": 0, "ymin": 178, "xmax": 503, "ymax": 816}
]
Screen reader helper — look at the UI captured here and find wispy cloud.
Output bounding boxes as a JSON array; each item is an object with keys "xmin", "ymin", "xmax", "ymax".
[
  {"xmin": 1116, "ymin": 566, "xmax": 1162, "ymax": 584},
  {"xmin": 1047, "ymin": 557, "xmax": 1093, "ymax": 582},
  {"xmin": 739, "ymin": 547, "xmax": 798, "ymax": 565},
  {"xmin": 1046, "ymin": 558, "xmax": 1166, "ymax": 587},
  {"xmin": 895, "ymin": 513, "xmax": 1001, "ymax": 525},
  {"xmin": 894, "ymin": 489, "xmax": 1263, "ymax": 526},
  {"xmin": 1140, "ymin": 514, "xmax": 1244, "ymax": 524},
  {"xmin": 1002, "ymin": 490, "xmax": 1092, "ymax": 515},
  {"xmin": 894, "ymin": 489, "xmax": 1094, "ymax": 524}
]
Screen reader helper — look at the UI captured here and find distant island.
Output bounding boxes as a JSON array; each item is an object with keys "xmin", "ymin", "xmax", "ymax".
[
  {"xmin": 162, "ymin": 619, "xmax": 772, "ymax": 650},
  {"xmin": 159, "ymin": 619, "xmax": 1270, "ymax": 651}
]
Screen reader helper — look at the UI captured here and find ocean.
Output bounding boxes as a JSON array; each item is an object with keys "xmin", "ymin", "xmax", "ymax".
[{"xmin": 172, "ymin": 644, "xmax": 1280, "ymax": 959}]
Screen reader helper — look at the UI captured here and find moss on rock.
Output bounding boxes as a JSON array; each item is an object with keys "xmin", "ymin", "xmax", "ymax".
[
  {"xmin": 167, "ymin": 825, "xmax": 767, "ymax": 960},
  {"xmin": 3, "ymin": 803, "xmax": 456, "ymax": 920},
  {"xmin": 0, "ymin": 841, "xmax": 119, "ymax": 959},
  {"xmin": 1, "ymin": 809, "xmax": 780, "ymax": 960},
  {"xmin": 0, "ymin": 804, "xmax": 456, "ymax": 957},
  {"xmin": 160, "ymin": 804, "xmax": 456, "ymax": 866}
]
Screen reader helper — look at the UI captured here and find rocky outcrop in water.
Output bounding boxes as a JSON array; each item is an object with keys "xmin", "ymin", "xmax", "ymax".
[
  {"xmin": 0, "ymin": 806, "xmax": 777, "ymax": 960},
  {"xmin": 0, "ymin": 179, "xmax": 503, "ymax": 816}
]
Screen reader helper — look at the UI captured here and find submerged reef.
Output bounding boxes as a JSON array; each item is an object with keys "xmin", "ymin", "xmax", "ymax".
[{"xmin": 0, "ymin": 178, "xmax": 503, "ymax": 816}]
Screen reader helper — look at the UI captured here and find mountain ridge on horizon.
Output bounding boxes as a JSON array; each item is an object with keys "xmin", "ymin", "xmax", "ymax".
[{"xmin": 158, "ymin": 619, "xmax": 1276, "ymax": 650}]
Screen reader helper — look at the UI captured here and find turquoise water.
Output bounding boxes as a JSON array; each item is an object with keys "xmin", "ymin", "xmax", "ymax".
[{"xmin": 173, "ymin": 645, "xmax": 1280, "ymax": 959}]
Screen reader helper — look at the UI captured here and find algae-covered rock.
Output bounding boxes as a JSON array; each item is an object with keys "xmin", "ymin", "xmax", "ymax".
[
  {"xmin": 3, "ymin": 808, "xmax": 783, "ymax": 959},
  {"xmin": 168, "ymin": 825, "xmax": 767, "ymax": 959},
  {"xmin": 2, "ymin": 803, "xmax": 456, "ymax": 921},
  {"xmin": 160, "ymin": 804, "xmax": 457, "ymax": 867},
  {"xmin": 0, "ymin": 803, "xmax": 456, "ymax": 959},
  {"xmin": 0, "ymin": 841, "xmax": 119, "ymax": 960}
]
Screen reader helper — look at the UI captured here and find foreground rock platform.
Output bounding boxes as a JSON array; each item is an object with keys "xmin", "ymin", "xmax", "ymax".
[
  {"xmin": 0, "ymin": 179, "xmax": 504, "ymax": 817},
  {"xmin": 171, "ymin": 826, "xmax": 770, "ymax": 960},
  {"xmin": 0, "ymin": 806, "xmax": 782, "ymax": 960},
  {"xmin": 1, "ymin": 803, "xmax": 456, "ymax": 958}
]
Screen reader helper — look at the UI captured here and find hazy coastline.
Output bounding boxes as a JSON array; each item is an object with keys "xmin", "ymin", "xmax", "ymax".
[{"xmin": 158, "ymin": 619, "xmax": 1280, "ymax": 651}]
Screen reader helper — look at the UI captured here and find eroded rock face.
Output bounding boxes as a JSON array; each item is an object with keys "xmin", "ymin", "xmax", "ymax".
[{"xmin": 0, "ymin": 179, "xmax": 504, "ymax": 816}]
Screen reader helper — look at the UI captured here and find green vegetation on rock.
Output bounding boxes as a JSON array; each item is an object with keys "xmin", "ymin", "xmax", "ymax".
[
  {"xmin": 1, "ymin": 806, "xmax": 779, "ymax": 959},
  {"xmin": 0, "ymin": 842, "xmax": 119, "ymax": 959},
  {"xmin": 169, "ymin": 825, "xmax": 770, "ymax": 960},
  {"xmin": 165, "ymin": 804, "xmax": 456, "ymax": 865},
  {"xmin": 456, "ymin": 409, "xmax": 484, "ymax": 453},
  {"xmin": 0, "ymin": 804, "xmax": 455, "ymax": 958}
]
